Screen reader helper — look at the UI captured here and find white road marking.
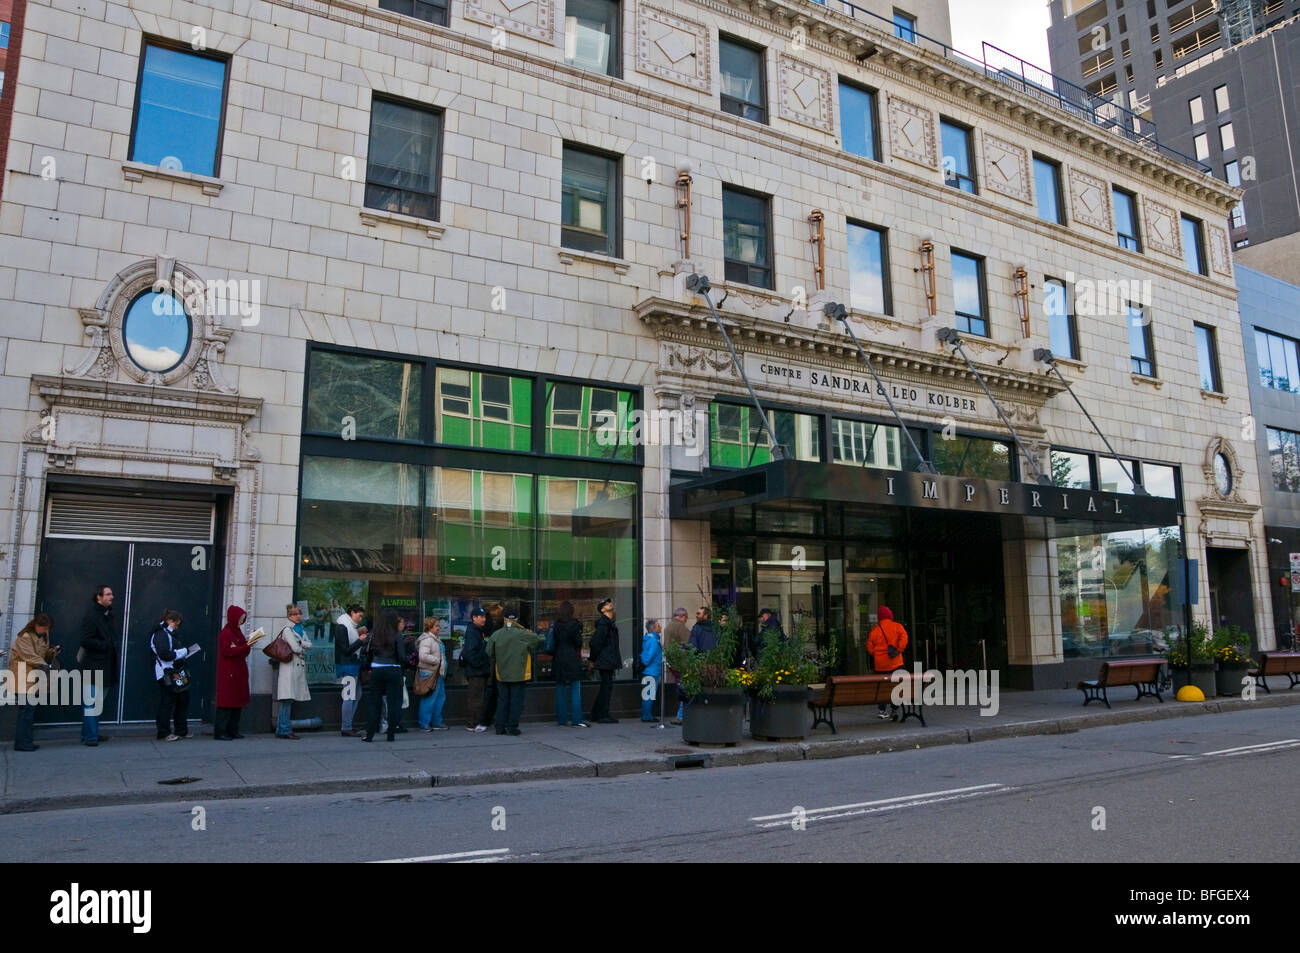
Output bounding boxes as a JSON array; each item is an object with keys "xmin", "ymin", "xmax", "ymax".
[
  {"xmin": 371, "ymin": 848, "xmax": 511, "ymax": 863},
  {"xmin": 1169, "ymin": 739, "xmax": 1300, "ymax": 760},
  {"xmin": 750, "ymin": 783, "xmax": 1009, "ymax": 828}
]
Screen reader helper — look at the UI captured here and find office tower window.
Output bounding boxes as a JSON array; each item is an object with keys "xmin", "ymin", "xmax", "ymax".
[
  {"xmin": 1044, "ymin": 277, "xmax": 1079, "ymax": 360},
  {"xmin": 129, "ymin": 42, "xmax": 229, "ymax": 177},
  {"xmin": 952, "ymin": 251, "xmax": 987, "ymax": 337},
  {"xmin": 563, "ymin": 0, "xmax": 620, "ymax": 77},
  {"xmin": 719, "ymin": 37, "xmax": 766, "ymax": 123},
  {"xmin": 941, "ymin": 119, "xmax": 976, "ymax": 193},
  {"xmin": 1113, "ymin": 186, "xmax": 1141, "ymax": 251},
  {"xmin": 1256, "ymin": 329, "xmax": 1300, "ymax": 393},
  {"xmin": 1188, "ymin": 95, "xmax": 1204, "ymax": 124},
  {"xmin": 365, "ymin": 96, "xmax": 442, "ymax": 221},
  {"xmin": 894, "ymin": 10, "xmax": 917, "ymax": 42},
  {"xmin": 722, "ymin": 186, "xmax": 773, "ymax": 289},
  {"xmin": 839, "ymin": 81, "xmax": 880, "ymax": 161},
  {"xmin": 1034, "ymin": 155, "xmax": 1065, "ymax": 224},
  {"xmin": 561, "ymin": 145, "xmax": 621, "ymax": 258},
  {"xmin": 847, "ymin": 221, "xmax": 890, "ymax": 315},
  {"xmin": 1182, "ymin": 215, "xmax": 1207, "ymax": 275},
  {"xmin": 1128, "ymin": 304, "xmax": 1155, "ymax": 376}
]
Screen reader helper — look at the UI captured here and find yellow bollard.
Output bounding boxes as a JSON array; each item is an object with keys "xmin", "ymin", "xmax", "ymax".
[{"xmin": 1176, "ymin": 685, "xmax": 1205, "ymax": 702}]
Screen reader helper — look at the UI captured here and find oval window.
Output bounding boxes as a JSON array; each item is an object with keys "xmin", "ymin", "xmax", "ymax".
[{"xmin": 123, "ymin": 291, "xmax": 191, "ymax": 373}]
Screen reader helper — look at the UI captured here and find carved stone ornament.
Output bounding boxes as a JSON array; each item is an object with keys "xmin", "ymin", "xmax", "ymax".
[
  {"xmin": 777, "ymin": 53, "xmax": 834, "ymax": 133},
  {"xmin": 1202, "ymin": 435, "xmax": 1246, "ymax": 504},
  {"xmin": 66, "ymin": 256, "xmax": 236, "ymax": 394},
  {"xmin": 982, "ymin": 133, "xmax": 1031, "ymax": 204},
  {"xmin": 887, "ymin": 96, "xmax": 938, "ymax": 170},
  {"xmin": 463, "ymin": 0, "xmax": 554, "ymax": 42},
  {"xmin": 1068, "ymin": 167, "xmax": 1113, "ymax": 234},
  {"xmin": 636, "ymin": 4, "xmax": 711, "ymax": 92},
  {"xmin": 1207, "ymin": 225, "xmax": 1232, "ymax": 277},
  {"xmin": 661, "ymin": 343, "xmax": 739, "ymax": 380},
  {"xmin": 1142, "ymin": 196, "xmax": 1182, "ymax": 259}
]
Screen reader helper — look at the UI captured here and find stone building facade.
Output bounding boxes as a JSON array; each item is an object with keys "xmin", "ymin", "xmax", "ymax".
[{"xmin": 0, "ymin": 0, "xmax": 1264, "ymax": 724}]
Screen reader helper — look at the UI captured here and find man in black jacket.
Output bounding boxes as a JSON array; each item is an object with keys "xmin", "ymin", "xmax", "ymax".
[
  {"xmin": 462, "ymin": 607, "xmax": 494, "ymax": 732},
  {"xmin": 588, "ymin": 599, "xmax": 621, "ymax": 723},
  {"xmin": 78, "ymin": 585, "xmax": 118, "ymax": 746}
]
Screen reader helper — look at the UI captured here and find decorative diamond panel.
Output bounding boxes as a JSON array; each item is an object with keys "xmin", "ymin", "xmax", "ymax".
[
  {"xmin": 886, "ymin": 96, "xmax": 937, "ymax": 169},
  {"xmin": 777, "ymin": 54, "xmax": 833, "ymax": 133},
  {"xmin": 981, "ymin": 133, "xmax": 1031, "ymax": 204},
  {"xmin": 464, "ymin": 0, "xmax": 554, "ymax": 42},
  {"xmin": 636, "ymin": 4, "xmax": 710, "ymax": 92},
  {"xmin": 1143, "ymin": 196, "xmax": 1182, "ymax": 258},
  {"xmin": 1208, "ymin": 225, "xmax": 1232, "ymax": 276},
  {"xmin": 1068, "ymin": 167, "xmax": 1112, "ymax": 234}
]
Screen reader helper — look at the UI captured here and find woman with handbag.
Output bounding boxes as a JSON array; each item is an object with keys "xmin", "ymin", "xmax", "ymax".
[
  {"xmin": 272, "ymin": 605, "xmax": 312, "ymax": 739},
  {"xmin": 415, "ymin": 617, "xmax": 449, "ymax": 731},
  {"xmin": 363, "ymin": 609, "xmax": 406, "ymax": 742},
  {"xmin": 151, "ymin": 609, "xmax": 192, "ymax": 742},
  {"xmin": 214, "ymin": 604, "xmax": 251, "ymax": 740}
]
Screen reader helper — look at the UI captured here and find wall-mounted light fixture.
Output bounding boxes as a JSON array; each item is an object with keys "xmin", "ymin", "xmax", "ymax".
[
  {"xmin": 917, "ymin": 240, "xmax": 936, "ymax": 316},
  {"xmin": 675, "ymin": 161, "xmax": 694, "ymax": 260},
  {"xmin": 1013, "ymin": 266, "xmax": 1030, "ymax": 338},
  {"xmin": 808, "ymin": 209, "xmax": 826, "ymax": 292}
]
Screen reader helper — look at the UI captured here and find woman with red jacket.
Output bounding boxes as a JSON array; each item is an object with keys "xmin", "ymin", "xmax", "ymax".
[
  {"xmin": 215, "ymin": 605, "xmax": 251, "ymax": 740},
  {"xmin": 866, "ymin": 605, "xmax": 909, "ymax": 720}
]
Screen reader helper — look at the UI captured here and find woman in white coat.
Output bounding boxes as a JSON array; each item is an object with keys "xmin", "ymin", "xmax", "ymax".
[{"xmin": 273, "ymin": 604, "xmax": 312, "ymax": 739}]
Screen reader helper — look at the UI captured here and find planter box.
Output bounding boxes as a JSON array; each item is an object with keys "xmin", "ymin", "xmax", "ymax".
[
  {"xmin": 749, "ymin": 685, "xmax": 809, "ymax": 740},
  {"xmin": 1172, "ymin": 663, "xmax": 1216, "ymax": 697},
  {"xmin": 1215, "ymin": 664, "xmax": 1251, "ymax": 697},
  {"xmin": 682, "ymin": 687, "xmax": 744, "ymax": 745}
]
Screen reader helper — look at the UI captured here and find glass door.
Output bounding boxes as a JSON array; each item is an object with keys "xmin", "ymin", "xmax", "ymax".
[
  {"xmin": 755, "ymin": 542, "xmax": 827, "ymax": 648},
  {"xmin": 844, "ymin": 573, "xmax": 907, "ymax": 674}
]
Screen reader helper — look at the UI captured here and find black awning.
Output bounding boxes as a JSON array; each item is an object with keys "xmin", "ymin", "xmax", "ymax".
[{"xmin": 670, "ymin": 460, "xmax": 1180, "ymax": 530}]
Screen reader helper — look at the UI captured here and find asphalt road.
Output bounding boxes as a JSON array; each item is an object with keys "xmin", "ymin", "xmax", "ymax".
[{"xmin": 3, "ymin": 707, "xmax": 1296, "ymax": 862}]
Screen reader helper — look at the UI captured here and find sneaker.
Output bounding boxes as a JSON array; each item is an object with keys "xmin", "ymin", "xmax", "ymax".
[
  {"xmin": 164, "ymin": 734, "xmax": 181, "ymax": 742},
  {"xmin": 877, "ymin": 711, "xmax": 891, "ymax": 720},
  {"xmin": 474, "ymin": 725, "xmax": 489, "ymax": 733},
  {"xmin": 465, "ymin": 726, "xmax": 478, "ymax": 732},
  {"xmin": 430, "ymin": 725, "xmax": 449, "ymax": 731},
  {"xmin": 573, "ymin": 722, "xmax": 590, "ymax": 728}
]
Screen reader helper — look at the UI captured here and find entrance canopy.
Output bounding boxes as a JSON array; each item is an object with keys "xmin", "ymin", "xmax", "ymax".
[{"xmin": 670, "ymin": 460, "xmax": 1180, "ymax": 536}]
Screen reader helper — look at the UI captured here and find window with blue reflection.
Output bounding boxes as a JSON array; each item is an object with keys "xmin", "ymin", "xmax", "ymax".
[
  {"xmin": 941, "ymin": 119, "xmax": 975, "ymax": 193},
  {"xmin": 847, "ymin": 221, "xmax": 888, "ymax": 314},
  {"xmin": 1256, "ymin": 329, "xmax": 1300, "ymax": 393},
  {"xmin": 840, "ymin": 82, "xmax": 879, "ymax": 161},
  {"xmin": 130, "ymin": 44, "xmax": 227, "ymax": 177},
  {"xmin": 952, "ymin": 251, "xmax": 986, "ymax": 336},
  {"xmin": 1044, "ymin": 277, "xmax": 1078, "ymax": 360},
  {"xmin": 894, "ymin": 11, "xmax": 917, "ymax": 42},
  {"xmin": 1034, "ymin": 156, "xmax": 1063, "ymax": 224}
]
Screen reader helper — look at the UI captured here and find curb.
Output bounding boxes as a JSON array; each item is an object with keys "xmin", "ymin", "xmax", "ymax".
[{"xmin": 3, "ymin": 692, "xmax": 1298, "ymax": 814}]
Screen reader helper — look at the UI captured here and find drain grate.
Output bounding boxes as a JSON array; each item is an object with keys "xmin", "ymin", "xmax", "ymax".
[{"xmin": 157, "ymin": 776, "xmax": 201, "ymax": 785}]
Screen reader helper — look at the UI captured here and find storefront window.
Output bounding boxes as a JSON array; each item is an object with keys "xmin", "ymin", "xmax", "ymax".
[
  {"xmin": 297, "ymin": 456, "xmax": 421, "ymax": 683},
  {"xmin": 831, "ymin": 418, "xmax": 900, "ymax": 469},
  {"xmin": 545, "ymin": 382, "xmax": 636, "ymax": 460},
  {"xmin": 305, "ymin": 350, "xmax": 422, "ymax": 441},
  {"xmin": 1051, "ymin": 449, "xmax": 1092, "ymax": 489},
  {"xmin": 435, "ymin": 368, "xmax": 531, "ymax": 449},
  {"xmin": 1057, "ymin": 525, "xmax": 1183, "ymax": 659},
  {"xmin": 710, "ymin": 403, "xmax": 821, "ymax": 467},
  {"xmin": 932, "ymin": 435, "xmax": 1012, "ymax": 480}
]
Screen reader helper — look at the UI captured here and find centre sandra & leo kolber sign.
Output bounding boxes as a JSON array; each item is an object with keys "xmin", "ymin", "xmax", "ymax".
[{"xmin": 744, "ymin": 354, "xmax": 983, "ymax": 417}]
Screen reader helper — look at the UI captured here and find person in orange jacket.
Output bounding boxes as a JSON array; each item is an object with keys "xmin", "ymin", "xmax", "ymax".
[{"xmin": 867, "ymin": 605, "xmax": 908, "ymax": 720}]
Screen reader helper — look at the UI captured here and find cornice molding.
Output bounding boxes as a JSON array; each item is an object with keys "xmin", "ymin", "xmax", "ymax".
[{"xmin": 31, "ymin": 375, "xmax": 264, "ymax": 429}]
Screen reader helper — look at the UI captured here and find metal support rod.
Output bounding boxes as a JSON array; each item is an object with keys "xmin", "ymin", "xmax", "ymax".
[
  {"xmin": 938, "ymin": 328, "xmax": 1051, "ymax": 485},
  {"xmin": 687, "ymin": 274, "xmax": 786, "ymax": 459},
  {"xmin": 827, "ymin": 302, "xmax": 937, "ymax": 474},
  {"xmin": 1034, "ymin": 349, "xmax": 1145, "ymax": 494}
]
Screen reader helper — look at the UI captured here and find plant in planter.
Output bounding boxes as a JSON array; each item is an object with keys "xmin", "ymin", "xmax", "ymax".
[
  {"xmin": 747, "ymin": 614, "xmax": 821, "ymax": 741},
  {"xmin": 1210, "ymin": 624, "xmax": 1253, "ymax": 697},
  {"xmin": 664, "ymin": 605, "xmax": 744, "ymax": 745},
  {"xmin": 1167, "ymin": 621, "xmax": 1215, "ymax": 695}
]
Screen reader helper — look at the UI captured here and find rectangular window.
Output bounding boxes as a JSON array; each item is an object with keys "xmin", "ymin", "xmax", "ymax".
[
  {"xmin": 932, "ymin": 435, "xmax": 1012, "ymax": 480},
  {"xmin": 1113, "ymin": 186, "xmax": 1141, "ymax": 251},
  {"xmin": 831, "ymin": 419, "xmax": 901, "ymax": 470},
  {"xmin": 435, "ymin": 368, "xmax": 532, "ymax": 450},
  {"xmin": 893, "ymin": 10, "xmax": 917, "ymax": 42},
  {"xmin": 710, "ymin": 404, "xmax": 820, "ymax": 467},
  {"xmin": 1098, "ymin": 457, "xmax": 1137, "ymax": 493},
  {"xmin": 1182, "ymin": 214, "xmax": 1206, "ymax": 274},
  {"xmin": 847, "ymin": 221, "xmax": 890, "ymax": 315},
  {"xmin": 1255, "ymin": 329, "xmax": 1300, "ymax": 393},
  {"xmin": 951, "ymin": 251, "xmax": 987, "ymax": 337},
  {"xmin": 545, "ymin": 382, "xmax": 636, "ymax": 461},
  {"xmin": 1034, "ymin": 155, "xmax": 1065, "ymax": 224},
  {"xmin": 365, "ymin": 96, "xmax": 442, "ymax": 221},
  {"xmin": 719, "ymin": 37, "xmax": 766, "ymax": 124},
  {"xmin": 563, "ymin": 0, "xmax": 620, "ymax": 77},
  {"xmin": 723, "ymin": 186, "xmax": 773, "ymax": 290},
  {"xmin": 1188, "ymin": 95, "xmax": 1204, "ymax": 124},
  {"xmin": 940, "ymin": 119, "xmax": 976, "ymax": 193},
  {"xmin": 1225, "ymin": 160, "xmax": 1240, "ymax": 186},
  {"xmin": 0, "ymin": 22, "xmax": 9, "ymax": 49},
  {"xmin": 1044, "ymin": 277, "xmax": 1079, "ymax": 360},
  {"xmin": 1195, "ymin": 323, "xmax": 1221, "ymax": 392},
  {"xmin": 1266, "ymin": 427, "xmax": 1300, "ymax": 493},
  {"xmin": 129, "ymin": 42, "xmax": 229, "ymax": 178},
  {"xmin": 1231, "ymin": 201, "xmax": 1246, "ymax": 230},
  {"xmin": 1051, "ymin": 450, "xmax": 1092, "ymax": 489},
  {"xmin": 839, "ymin": 81, "xmax": 880, "ymax": 161},
  {"xmin": 306, "ymin": 350, "xmax": 423, "ymax": 441},
  {"xmin": 561, "ymin": 145, "xmax": 620, "ymax": 258},
  {"xmin": 1214, "ymin": 84, "xmax": 1229, "ymax": 112},
  {"xmin": 1193, "ymin": 132, "xmax": 1210, "ymax": 160},
  {"xmin": 377, "ymin": 0, "xmax": 448, "ymax": 27},
  {"xmin": 1140, "ymin": 463, "xmax": 1177, "ymax": 499},
  {"xmin": 1218, "ymin": 122, "xmax": 1235, "ymax": 151},
  {"xmin": 1128, "ymin": 304, "xmax": 1155, "ymax": 376}
]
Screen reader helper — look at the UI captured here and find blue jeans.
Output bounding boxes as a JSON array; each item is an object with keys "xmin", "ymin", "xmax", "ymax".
[
  {"xmin": 555, "ymin": 681, "xmax": 582, "ymax": 725},
  {"xmin": 337, "ymin": 663, "xmax": 360, "ymax": 731},
  {"xmin": 81, "ymin": 679, "xmax": 101, "ymax": 742},
  {"xmin": 418, "ymin": 675, "xmax": 446, "ymax": 728},
  {"xmin": 277, "ymin": 699, "xmax": 293, "ymax": 735},
  {"xmin": 641, "ymin": 675, "xmax": 662, "ymax": 721}
]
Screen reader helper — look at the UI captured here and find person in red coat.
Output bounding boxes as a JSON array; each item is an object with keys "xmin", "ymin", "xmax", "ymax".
[{"xmin": 215, "ymin": 605, "xmax": 251, "ymax": 740}]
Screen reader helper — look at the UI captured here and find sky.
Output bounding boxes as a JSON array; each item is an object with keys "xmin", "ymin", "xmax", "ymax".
[{"xmin": 948, "ymin": 0, "xmax": 1054, "ymax": 72}]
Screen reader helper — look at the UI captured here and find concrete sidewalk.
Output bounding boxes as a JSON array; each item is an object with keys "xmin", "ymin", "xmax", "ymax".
[{"xmin": 3, "ymin": 684, "xmax": 1298, "ymax": 814}]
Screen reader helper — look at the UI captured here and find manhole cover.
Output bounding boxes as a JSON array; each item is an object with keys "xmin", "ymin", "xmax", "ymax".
[{"xmin": 157, "ymin": 776, "xmax": 201, "ymax": 785}]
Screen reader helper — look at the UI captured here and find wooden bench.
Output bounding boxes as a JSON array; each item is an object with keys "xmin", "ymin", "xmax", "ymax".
[
  {"xmin": 808, "ymin": 673, "xmax": 932, "ymax": 733},
  {"xmin": 1077, "ymin": 659, "xmax": 1164, "ymax": 709},
  {"xmin": 1248, "ymin": 651, "xmax": 1300, "ymax": 692}
]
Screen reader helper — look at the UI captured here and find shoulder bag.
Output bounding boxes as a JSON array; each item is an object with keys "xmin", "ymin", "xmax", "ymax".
[{"xmin": 263, "ymin": 629, "xmax": 293, "ymax": 665}]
